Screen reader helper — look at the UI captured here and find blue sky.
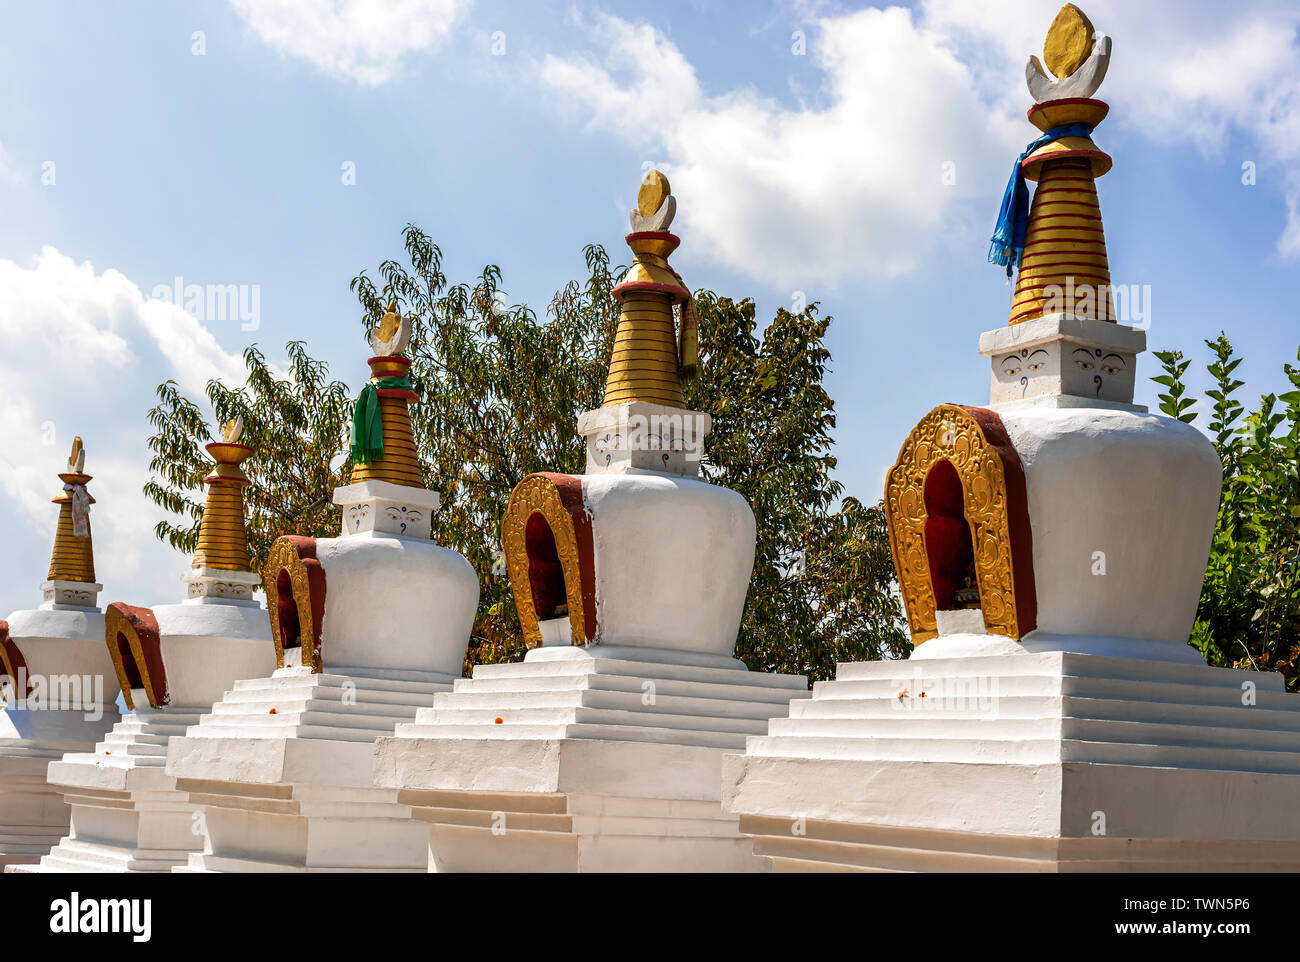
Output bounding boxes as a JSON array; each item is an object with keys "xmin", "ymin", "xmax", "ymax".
[{"xmin": 1, "ymin": 0, "xmax": 1298, "ymax": 617}]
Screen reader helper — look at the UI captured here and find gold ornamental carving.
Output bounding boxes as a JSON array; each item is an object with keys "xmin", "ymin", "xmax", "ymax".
[
  {"xmin": 263, "ymin": 536, "xmax": 321, "ymax": 671},
  {"xmin": 885, "ymin": 405, "xmax": 1022, "ymax": 644},
  {"xmin": 502, "ymin": 474, "xmax": 587, "ymax": 649}
]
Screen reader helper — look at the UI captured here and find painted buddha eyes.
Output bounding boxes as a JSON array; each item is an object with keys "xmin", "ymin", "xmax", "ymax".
[
  {"xmin": 1000, "ymin": 349, "xmax": 1048, "ymax": 378},
  {"xmin": 1073, "ymin": 348, "xmax": 1124, "ymax": 376}
]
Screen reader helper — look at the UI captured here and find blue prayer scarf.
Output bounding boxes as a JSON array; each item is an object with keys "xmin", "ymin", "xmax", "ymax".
[{"xmin": 988, "ymin": 123, "xmax": 1094, "ymax": 276}]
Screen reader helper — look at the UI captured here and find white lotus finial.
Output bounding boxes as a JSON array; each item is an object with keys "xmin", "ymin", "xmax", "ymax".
[{"xmin": 1026, "ymin": 5, "xmax": 1111, "ymax": 103}]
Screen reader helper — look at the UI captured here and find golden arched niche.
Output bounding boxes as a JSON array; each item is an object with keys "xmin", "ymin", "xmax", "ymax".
[
  {"xmin": 502, "ymin": 473, "xmax": 596, "ymax": 649},
  {"xmin": 884, "ymin": 404, "xmax": 1036, "ymax": 645},
  {"xmin": 263, "ymin": 536, "xmax": 325, "ymax": 672}
]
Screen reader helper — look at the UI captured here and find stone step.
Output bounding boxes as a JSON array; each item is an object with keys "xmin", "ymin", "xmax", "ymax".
[
  {"xmin": 456, "ymin": 672, "xmax": 807, "ymax": 705},
  {"xmin": 94, "ymin": 739, "xmax": 168, "ymax": 757},
  {"xmin": 766, "ymin": 711, "xmax": 1300, "ymax": 752},
  {"xmin": 396, "ymin": 720, "xmax": 745, "ymax": 749},
  {"xmin": 789, "ymin": 693, "xmax": 1053, "ymax": 720},
  {"xmin": 768, "ymin": 714, "xmax": 1062, "ymax": 739},
  {"xmin": 34, "ymin": 837, "xmax": 191, "ymax": 873},
  {"xmin": 469, "ymin": 656, "xmax": 807, "ymax": 692},
  {"xmin": 788, "ymin": 693, "xmax": 1300, "ymax": 731},
  {"xmin": 184, "ymin": 722, "xmax": 390, "ymax": 742},
  {"xmin": 103, "ymin": 729, "xmax": 177, "ymax": 746},
  {"xmin": 228, "ymin": 673, "xmax": 445, "ymax": 697},
  {"xmin": 830, "ymin": 653, "xmax": 1280, "ymax": 692},
  {"xmin": 221, "ymin": 682, "xmax": 445, "ymax": 708},
  {"xmin": 814, "ymin": 672, "xmax": 1297, "ymax": 710},
  {"xmin": 193, "ymin": 707, "xmax": 418, "ymax": 734},
  {"xmin": 433, "ymin": 687, "xmax": 800, "ymax": 720},
  {"xmin": 426, "ymin": 704, "xmax": 770, "ymax": 735},
  {"xmin": 743, "ymin": 733, "xmax": 1065, "ymax": 764},
  {"xmin": 744, "ymin": 730, "xmax": 1300, "ymax": 773},
  {"xmin": 207, "ymin": 696, "xmax": 428, "ymax": 720}
]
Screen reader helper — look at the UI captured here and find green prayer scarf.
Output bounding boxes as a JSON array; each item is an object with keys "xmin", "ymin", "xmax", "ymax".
[{"xmin": 350, "ymin": 376, "xmax": 413, "ymax": 465}]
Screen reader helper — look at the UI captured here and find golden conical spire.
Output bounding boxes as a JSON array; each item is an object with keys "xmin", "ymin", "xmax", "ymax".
[
  {"xmin": 351, "ymin": 301, "xmax": 424, "ymax": 487},
  {"xmin": 47, "ymin": 436, "xmax": 96, "ymax": 583},
  {"xmin": 1010, "ymin": 5, "xmax": 1115, "ymax": 325},
  {"xmin": 604, "ymin": 170, "xmax": 693, "ymax": 408},
  {"xmin": 192, "ymin": 417, "xmax": 254, "ymax": 571}
]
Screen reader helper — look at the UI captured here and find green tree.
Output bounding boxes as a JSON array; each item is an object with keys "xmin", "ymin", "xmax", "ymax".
[
  {"xmin": 348, "ymin": 226, "xmax": 620, "ymax": 670},
  {"xmin": 1152, "ymin": 336, "xmax": 1300, "ymax": 686},
  {"xmin": 687, "ymin": 294, "xmax": 909, "ymax": 676},
  {"xmin": 145, "ymin": 226, "xmax": 908, "ymax": 681}
]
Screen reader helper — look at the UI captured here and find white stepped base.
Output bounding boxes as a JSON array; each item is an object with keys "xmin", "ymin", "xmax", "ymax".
[
  {"xmin": 374, "ymin": 645, "xmax": 808, "ymax": 872},
  {"xmin": 166, "ymin": 665, "xmax": 452, "ymax": 872},
  {"xmin": 722, "ymin": 651, "xmax": 1300, "ymax": 871},
  {"xmin": 0, "ymin": 758, "xmax": 70, "ymax": 867},
  {"xmin": 10, "ymin": 837, "xmax": 196, "ymax": 873},
  {"xmin": 397, "ymin": 784, "xmax": 772, "ymax": 873},
  {"xmin": 175, "ymin": 782, "xmax": 430, "ymax": 872},
  {"xmin": 0, "ymin": 708, "xmax": 122, "ymax": 866},
  {"xmin": 731, "ymin": 816, "xmax": 1300, "ymax": 872},
  {"xmin": 18, "ymin": 705, "xmax": 207, "ymax": 873}
]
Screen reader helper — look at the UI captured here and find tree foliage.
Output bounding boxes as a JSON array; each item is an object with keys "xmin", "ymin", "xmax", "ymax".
[
  {"xmin": 344, "ymin": 227, "xmax": 620, "ymax": 669},
  {"xmin": 1152, "ymin": 335, "xmax": 1300, "ymax": 686},
  {"xmin": 145, "ymin": 225, "xmax": 908, "ymax": 680},
  {"xmin": 686, "ymin": 294, "xmax": 910, "ymax": 676}
]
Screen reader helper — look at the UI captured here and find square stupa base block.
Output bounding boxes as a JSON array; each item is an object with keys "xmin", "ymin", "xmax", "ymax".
[{"xmin": 380, "ymin": 737, "xmax": 770, "ymax": 873}]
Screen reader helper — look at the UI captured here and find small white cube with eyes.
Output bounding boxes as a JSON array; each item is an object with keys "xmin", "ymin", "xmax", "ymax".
[
  {"xmin": 991, "ymin": 344, "xmax": 1060, "ymax": 402},
  {"xmin": 1063, "ymin": 345, "xmax": 1132, "ymax": 401},
  {"xmin": 989, "ymin": 341, "xmax": 1136, "ymax": 405}
]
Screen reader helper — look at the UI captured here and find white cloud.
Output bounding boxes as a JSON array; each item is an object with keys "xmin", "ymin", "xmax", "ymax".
[
  {"xmin": 540, "ymin": 1, "xmax": 1300, "ymax": 283},
  {"xmin": 0, "ymin": 248, "xmax": 250, "ymax": 616},
  {"xmin": 541, "ymin": 8, "xmax": 1021, "ymax": 290},
  {"xmin": 229, "ymin": 0, "xmax": 472, "ymax": 86},
  {"xmin": 923, "ymin": 0, "xmax": 1300, "ymax": 258}
]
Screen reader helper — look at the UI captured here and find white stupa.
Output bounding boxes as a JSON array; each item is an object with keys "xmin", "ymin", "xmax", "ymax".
[
  {"xmin": 373, "ymin": 171, "xmax": 810, "ymax": 872},
  {"xmin": 164, "ymin": 304, "xmax": 479, "ymax": 872},
  {"xmin": 18, "ymin": 417, "xmax": 274, "ymax": 872},
  {"xmin": 0, "ymin": 438, "xmax": 121, "ymax": 868},
  {"xmin": 722, "ymin": 6, "xmax": 1300, "ymax": 871}
]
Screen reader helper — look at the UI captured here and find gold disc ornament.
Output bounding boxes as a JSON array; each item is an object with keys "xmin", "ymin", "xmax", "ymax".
[
  {"xmin": 638, "ymin": 170, "xmax": 671, "ymax": 218},
  {"xmin": 1044, "ymin": 4, "xmax": 1095, "ymax": 79},
  {"xmin": 377, "ymin": 301, "xmax": 401, "ymax": 344}
]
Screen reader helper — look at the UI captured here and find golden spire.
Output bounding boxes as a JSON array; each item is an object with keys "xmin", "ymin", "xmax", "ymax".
[
  {"xmin": 604, "ymin": 170, "xmax": 696, "ymax": 408},
  {"xmin": 1011, "ymin": 5, "xmax": 1115, "ymax": 326},
  {"xmin": 47, "ymin": 436, "xmax": 96, "ymax": 583},
  {"xmin": 192, "ymin": 416, "xmax": 254, "ymax": 571},
  {"xmin": 351, "ymin": 301, "xmax": 424, "ymax": 487}
]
